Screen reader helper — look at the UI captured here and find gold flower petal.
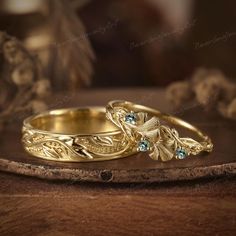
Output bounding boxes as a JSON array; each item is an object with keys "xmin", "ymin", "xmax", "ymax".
[
  {"xmin": 158, "ymin": 144, "xmax": 174, "ymax": 161},
  {"xmin": 136, "ymin": 117, "xmax": 159, "ymax": 132}
]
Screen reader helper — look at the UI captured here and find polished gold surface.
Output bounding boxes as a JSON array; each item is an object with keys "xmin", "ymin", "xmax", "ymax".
[
  {"xmin": 106, "ymin": 100, "xmax": 213, "ymax": 161},
  {"xmin": 28, "ymin": 108, "xmax": 118, "ymax": 134},
  {"xmin": 22, "ymin": 107, "xmax": 136, "ymax": 162}
]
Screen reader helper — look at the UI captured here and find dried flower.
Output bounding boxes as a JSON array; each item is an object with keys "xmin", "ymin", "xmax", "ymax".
[
  {"xmin": 30, "ymin": 100, "xmax": 48, "ymax": 113},
  {"xmin": 194, "ymin": 75, "xmax": 224, "ymax": 107},
  {"xmin": 226, "ymin": 98, "xmax": 236, "ymax": 119},
  {"xmin": 11, "ymin": 60, "xmax": 34, "ymax": 86},
  {"xmin": 221, "ymin": 81, "xmax": 236, "ymax": 103},
  {"xmin": 192, "ymin": 68, "xmax": 225, "ymax": 86},
  {"xmin": 33, "ymin": 79, "xmax": 51, "ymax": 98},
  {"xmin": 0, "ymin": 31, "xmax": 50, "ymax": 132},
  {"xmin": 166, "ymin": 68, "xmax": 236, "ymax": 120},
  {"xmin": 3, "ymin": 39, "xmax": 26, "ymax": 65},
  {"xmin": 166, "ymin": 81, "xmax": 194, "ymax": 108},
  {"xmin": 191, "ymin": 67, "xmax": 209, "ymax": 86}
]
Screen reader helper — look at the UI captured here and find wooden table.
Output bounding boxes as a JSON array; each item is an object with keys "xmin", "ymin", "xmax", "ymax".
[{"xmin": 0, "ymin": 89, "xmax": 236, "ymax": 236}]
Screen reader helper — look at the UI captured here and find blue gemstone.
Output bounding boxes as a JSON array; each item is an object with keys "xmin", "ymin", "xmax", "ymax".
[
  {"xmin": 125, "ymin": 113, "xmax": 137, "ymax": 124},
  {"xmin": 138, "ymin": 140, "xmax": 150, "ymax": 152},
  {"xmin": 176, "ymin": 148, "xmax": 187, "ymax": 159}
]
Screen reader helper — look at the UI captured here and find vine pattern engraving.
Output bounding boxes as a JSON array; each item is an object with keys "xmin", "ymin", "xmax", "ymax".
[{"xmin": 22, "ymin": 128, "xmax": 129, "ymax": 161}]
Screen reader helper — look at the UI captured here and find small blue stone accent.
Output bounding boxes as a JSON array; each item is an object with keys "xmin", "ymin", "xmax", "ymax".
[
  {"xmin": 125, "ymin": 113, "xmax": 137, "ymax": 124},
  {"xmin": 176, "ymin": 148, "xmax": 187, "ymax": 159},
  {"xmin": 138, "ymin": 140, "xmax": 150, "ymax": 152}
]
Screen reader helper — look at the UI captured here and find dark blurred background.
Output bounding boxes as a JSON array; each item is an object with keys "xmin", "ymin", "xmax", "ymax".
[{"xmin": 0, "ymin": 0, "xmax": 236, "ymax": 89}]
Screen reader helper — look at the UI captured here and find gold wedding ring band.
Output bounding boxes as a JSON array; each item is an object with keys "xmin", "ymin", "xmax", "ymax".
[
  {"xmin": 22, "ymin": 101, "xmax": 213, "ymax": 162},
  {"xmin": 106, "ymin": 100, "xmax": 213, "ymax": 161},
  {"xmin": 22, "ymin": 107, "xmax": 137, "ymax": 162}
]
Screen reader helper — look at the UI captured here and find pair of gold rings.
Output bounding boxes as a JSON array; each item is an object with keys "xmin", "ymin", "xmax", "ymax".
[{"xmin": 22, "ymin": 100, "xmax": 213, "ymax": 162}]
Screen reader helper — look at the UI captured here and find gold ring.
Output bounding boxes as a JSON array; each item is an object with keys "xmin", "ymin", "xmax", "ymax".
[
  {"xmin": 106, "ymin": 100, "xmax": 213, "ymax": 161},
  {"xmin": 22, "ymin": 107, "xmax": 136, "ymax": 162}
]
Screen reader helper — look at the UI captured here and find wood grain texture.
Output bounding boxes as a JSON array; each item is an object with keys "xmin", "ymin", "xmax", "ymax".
[
  {"xmin": 0, "ymin": 89, "xmax": 236, "ymax": 183},
  {"xmin": 0, "ymin": 172, "xmax": 236, "ymax": 236}
]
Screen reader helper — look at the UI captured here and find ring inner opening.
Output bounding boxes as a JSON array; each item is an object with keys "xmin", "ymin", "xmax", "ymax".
[{"xmin": 30, "ymin": 108, "xmax": 119, "ymax": 134}]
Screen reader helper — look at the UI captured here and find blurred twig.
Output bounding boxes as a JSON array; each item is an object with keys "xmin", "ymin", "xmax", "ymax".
[{"xmin": 48, "ymin": 0, "xmax": 95, "ymax": 90}]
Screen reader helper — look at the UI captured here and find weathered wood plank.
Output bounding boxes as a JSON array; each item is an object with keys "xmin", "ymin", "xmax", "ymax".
[{"xmin": 0, "ymin": 172, "xmax": 236, "ymax": 236}]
